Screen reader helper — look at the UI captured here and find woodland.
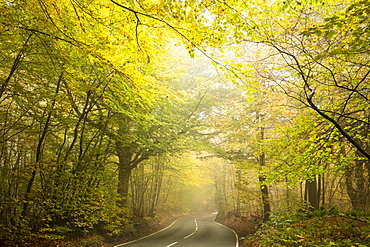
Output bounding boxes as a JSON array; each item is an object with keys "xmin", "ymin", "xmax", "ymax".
[{"xmin": 1, "ymin": 0, "xmax": 370, "ymax": 246}]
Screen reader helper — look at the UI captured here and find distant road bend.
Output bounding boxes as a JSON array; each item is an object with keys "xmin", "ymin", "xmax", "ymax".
[{"xmin": 114, "ymin": 214, "xmax": 238, "ymax": 247}]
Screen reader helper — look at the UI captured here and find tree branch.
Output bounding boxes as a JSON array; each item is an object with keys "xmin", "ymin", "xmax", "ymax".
[
  {"xmin": 306, "ymin": 93, "xmax": 370, "ymax": 160},
  {"xmin": 271, "ymin": 43, "xmax": 370, "ymax": 160},
  {"xmin": 0, "ymin": 34, "xmax": 33, "ymax": 99}
]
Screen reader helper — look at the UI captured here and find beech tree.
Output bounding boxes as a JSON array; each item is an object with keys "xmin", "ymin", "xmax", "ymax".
[
  {"xmin": 0, "ymin": 0, "xmax": 199, "ymax": 240},
  {"xmin": 191, "ymin": 0, "xmax": 370, "ymax": 212}
]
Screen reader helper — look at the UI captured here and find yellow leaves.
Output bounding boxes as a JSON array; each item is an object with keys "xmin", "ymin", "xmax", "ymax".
[{"xmin": 10, "ymin": 197, "xmax": 20, "ymax": 202}]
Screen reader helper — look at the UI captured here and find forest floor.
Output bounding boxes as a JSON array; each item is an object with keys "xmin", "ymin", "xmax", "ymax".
[{"xmin": 234, "ymin": 214, "xmax": 370, "ymax": 247}]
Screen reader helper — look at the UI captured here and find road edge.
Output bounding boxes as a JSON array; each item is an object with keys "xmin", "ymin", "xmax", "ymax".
[
  {"xmin": 113, "ymin": 218, "xmax": 180, "ymax": 247},
  {"xmin": 213, "ymin": 219, "xmax": 239, "ymax": 247}
]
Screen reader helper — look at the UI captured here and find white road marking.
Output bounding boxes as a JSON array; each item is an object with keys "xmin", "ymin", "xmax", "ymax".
[
  {"xmin": 184, "ymin": 217, "xmax": 199, "ymax": 239},
  {"xmin": 165, "ymin": 217, "xmax": 200, "ymax": 247},
  {"xmin": 166, "ymin": 241, "xmax": 178, "ymax": 247},
  {"xmin": 114, "ymin": 216, "xmax": 236, "ymax": 247},
  {"xmin": 114, "ymin": 218, "xmax": 180, "ymax": 247},
  {"xmin": 213, "ymin": 219, "xmax": 239, "ymax": 247},
  {"xmin": 183, "ymin": 231, "xmax": 195, "ymax": 239}
]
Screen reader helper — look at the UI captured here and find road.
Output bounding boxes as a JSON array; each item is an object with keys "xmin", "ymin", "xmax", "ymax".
[{"xmin": 114, "ymin": 215, "xmax": 238, "ymax": 247}]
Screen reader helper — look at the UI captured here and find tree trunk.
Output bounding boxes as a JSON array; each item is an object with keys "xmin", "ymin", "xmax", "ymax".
[
  {"xmin": 259, "ymin": 175, "xmax": 271, "ymax": 222},
  {"xmin": 306, "ymin": 176, "xmax": 319, "ymax": 211},
  {"xmin": 259, "ymin": 124, "xmax": 270, "ymax": 222},
  {"xmin": 116, "ymin": 141, "xmax": 134, "ymax": 208},
  {"xmin": 115, "ymin": 138, "xmax": 150, "ymax": 208},
  {"xmin": 149, "ymin": 159, "xmax": 163, "ymax": 217},
  {"xmin": 345, "ymin": 159, "xmax": 370, "ymax": 212}
]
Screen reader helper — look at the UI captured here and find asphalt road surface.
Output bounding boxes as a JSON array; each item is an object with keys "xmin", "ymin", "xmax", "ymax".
[{"xmin": 114, "ymin": 215, "xmax": 238, "ymax": 247}]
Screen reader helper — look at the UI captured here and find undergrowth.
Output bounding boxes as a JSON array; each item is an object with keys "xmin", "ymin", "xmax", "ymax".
[{"xmin": 244, "ymin": 206, "xmax": 370, "ymax": 247}]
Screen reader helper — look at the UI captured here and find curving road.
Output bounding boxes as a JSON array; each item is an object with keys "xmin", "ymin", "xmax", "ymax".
[{"xmin": 114, "ymin": 215, "xmax": 238, "ymax": 247}]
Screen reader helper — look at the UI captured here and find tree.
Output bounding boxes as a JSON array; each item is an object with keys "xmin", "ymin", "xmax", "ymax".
[
  {"xmin": 0, "ymin": 0, "xmax": 195, "ymax": 239},
  {"xmin": 188, "ymin": 0, "xmax": 369, "ymax": 213}
]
